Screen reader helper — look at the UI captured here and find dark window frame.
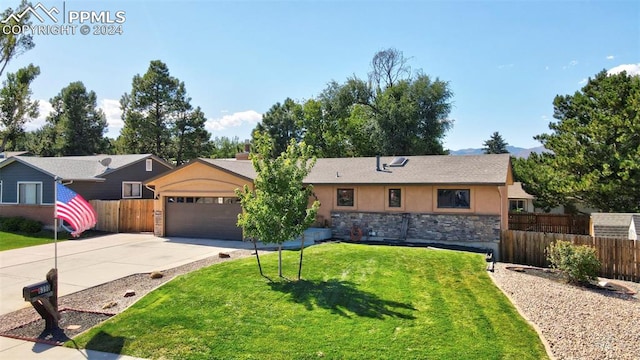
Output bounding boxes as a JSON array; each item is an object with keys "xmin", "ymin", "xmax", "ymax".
[
  {"xmin": 388, "ymin": 188, "xmax": 402, "ymax": 208},
  {"xmin": 437, "ymin": 189, "xmax": 471, "ymax": 209},
  {"xmin": 337, "ymin": 188, "xmax": 355, "ymax": 207}
]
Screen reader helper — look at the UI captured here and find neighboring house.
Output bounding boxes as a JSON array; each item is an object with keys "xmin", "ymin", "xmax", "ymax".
[
  {"xmin": 508, "ymin": 182, "xmax": 535, "ymax": 212},
  {"xmin": 591, "ymin": 213, "xmax": 640, "ymax": 240},
  {"xmin": 0, "ymin": 154, "xmax": 173, "ymax": 227},
  {"xmin": 145, "ymin": 154, "xmax": 512, "ymax": 255}
]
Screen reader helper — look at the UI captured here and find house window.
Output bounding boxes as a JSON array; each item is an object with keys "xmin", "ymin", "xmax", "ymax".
[
  {"xmin": 388, "ymin": 188, "xmax": 401, "ymax": 208},
  {"xmin": 510, "ymin": 200, "xmax": 526, "ymax": 212},
  {"xmin": 18, "ymin": 182, "xmax": 42, "ymax": 204},
  {"xmin": 146, "ymin": 159, "xmax": 153, "ymax": 172},
  {"xmin": 337, "ymin": 188, "xmax": 354, "ymax": 207},
  {"xmin": 0, "ymin": 180, "xmax": 2, "ymax": 203},
  {"xmin": 122, "ymin": 182, "xmax": 142, "ymax": 199},
  {"xmin": 437, "ymin": 189, "xmax": 470, "ymax": 209}
]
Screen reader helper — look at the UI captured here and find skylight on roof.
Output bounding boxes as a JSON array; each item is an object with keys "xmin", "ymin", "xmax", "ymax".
[{"xmin": 388, "ymin": 157, "xmax": 408, "ymax": 167}]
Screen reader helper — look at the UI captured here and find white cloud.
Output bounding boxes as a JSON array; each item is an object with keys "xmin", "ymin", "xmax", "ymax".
[
  {"xmin": 606, "ymin": 55, "xmax": 614, "ymax": 60},
  {"xmin": 607, "ymin": 63, "xmax": 640, "ymax": 76},
  {"xmin": 23, "ymin": 100, "xmax": 52, "ymax": 132},
  {"xmin": 497, "ymin": 63, "xmax": 514, "ymax": 69},
  {"xmin": 99, "ymin": 98, "xmax": 123, "ymax": 131},
  {"xmin": 206, "ymin": 110, "xmax": 262, "ymax": 132},
  {"xmin": 569, "ymin": 60, "xmax": 578, "ymax": 66},
  {"xmin": 578, "ymin": 78, "xmax": 588, "ymax": 85}
]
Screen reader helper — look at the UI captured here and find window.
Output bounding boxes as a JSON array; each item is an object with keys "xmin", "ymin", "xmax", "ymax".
[
  {"xmin": 510, "ymin": 200, "xmax": 526, "ymax": 212},
  {"xmin": 0, "ymin": 180, "xmax": 2, "ymax": 203},
  {"xmin": 337, "ymin": 188, "xmax": 354, "ymax": 207},
  {"xmin": 388, "ymin": 188, "xmax": 401, "ymax": 208},
  {"xmin": 122, "ymin": 182, "xmax": 142, "ymax": 198},
  {"xmin": 145, "ymin": 159, "xmax": 153, "ymax": 172},
  {"xmin": 18, "ymin": 182, "xmax": 42, "ymax": 204},
  {"xmin": 437, "ymin": 189, "xmax": 470, "ymax": 209}
]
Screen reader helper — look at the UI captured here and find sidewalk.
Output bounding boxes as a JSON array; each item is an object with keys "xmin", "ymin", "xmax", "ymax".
[{"xmin": 0, "ymin": 233, "xmax": 286, "ymax": 359}]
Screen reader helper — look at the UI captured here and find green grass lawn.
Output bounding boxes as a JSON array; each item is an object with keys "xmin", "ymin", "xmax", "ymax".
[
  {"xmin": 0, "ymin": 230, "xmax": 67, "ymax": 251},
  {"xmin": 70, "ymin": 243, "xmax": 548, "ymax": 360}
]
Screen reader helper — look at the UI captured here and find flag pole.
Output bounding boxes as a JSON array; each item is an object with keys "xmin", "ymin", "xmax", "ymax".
[{"xmin": 54, "ymin": 178, "xmax": 58, "ymax": 270}]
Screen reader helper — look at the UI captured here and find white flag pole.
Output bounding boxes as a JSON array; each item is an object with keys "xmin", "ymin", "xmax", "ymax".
[{"xmin": 54, "ymin": 178, "xmax": 58, "ymax": 270}]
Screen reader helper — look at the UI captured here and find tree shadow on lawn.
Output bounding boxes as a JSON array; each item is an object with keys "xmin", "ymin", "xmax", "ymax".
[{"xmin": 269, "ymin": 279, "xmax": 416, "ymax": 320}]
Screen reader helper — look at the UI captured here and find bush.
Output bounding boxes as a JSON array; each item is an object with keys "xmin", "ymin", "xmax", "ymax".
[
  {"xmin": 19, "ymin": 218, "xmax": 43, "ymax": 233},
  {"xmin": 0, "ymin": 216, "xmax": 43, "ymax": 233},
  {"xmin": 546, "ymin": 240, "xmax": 601, "ymax": 284}
]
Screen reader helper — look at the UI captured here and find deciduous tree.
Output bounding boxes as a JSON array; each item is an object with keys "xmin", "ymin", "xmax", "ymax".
[
  {"xmin": 0, "ymin": 64, "xmax": 39, "ymax": 152},
  {"xmin": 236, "ymin": 133, "xmax": 320, "ymax": 279}
]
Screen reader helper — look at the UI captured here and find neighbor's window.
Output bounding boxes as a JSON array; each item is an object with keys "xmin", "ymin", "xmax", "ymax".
[
  {"xmin": 145, "ymin": 159, "xmax": 153, "ymax": 172},
  {"xmin": 510, "ymin": 200, "xmax": 526, "ymax": 212},
  {"xmin": 337, "ymin": 188, "xmax": 354, "ymax": 207},
  {"xmin": 437, "ymin": 189, "xmax": 470, "ymax": 209},
  {"xmin": 388, "ymin": 188, "xmax": 401, "ymax": 208},
  {"xmin": 122, "ymin": 182, "xmax": 142, "ymax": 198},
  {"xmin": 18, "ymin": 182, "xmax": 42, "ymax": 204}
]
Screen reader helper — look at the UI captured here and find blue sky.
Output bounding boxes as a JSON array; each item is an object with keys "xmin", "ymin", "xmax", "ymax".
[{"xmin": 4, "ymin": 0, "xmax": 639, "ymax": 151}]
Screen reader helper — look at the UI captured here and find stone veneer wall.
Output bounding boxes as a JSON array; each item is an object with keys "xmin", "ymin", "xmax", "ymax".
[{"xmin": 331, "ymin": 211, "xmax": 501, "ymax": 244}]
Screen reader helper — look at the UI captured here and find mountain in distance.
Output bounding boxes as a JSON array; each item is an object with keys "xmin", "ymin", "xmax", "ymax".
[{"xmin": 449, "ymin": 145, "xmax": 547, "ymax": 158}]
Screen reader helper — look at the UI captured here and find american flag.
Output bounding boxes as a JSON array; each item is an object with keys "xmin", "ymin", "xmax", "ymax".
[{"xmin": 55, "ymin": 183, "xmax": 97, "ymax": 237}]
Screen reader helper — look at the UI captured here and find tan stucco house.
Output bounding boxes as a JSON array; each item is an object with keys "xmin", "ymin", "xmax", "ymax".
[{"xmin": 145, "ymin": 154, "xmax": 512, "ymax": 254}]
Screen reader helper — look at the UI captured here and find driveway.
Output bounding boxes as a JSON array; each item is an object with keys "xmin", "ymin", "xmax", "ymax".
[{"xmin": 0, "ymin": 233, "xmax": 265, "ymax": 316}]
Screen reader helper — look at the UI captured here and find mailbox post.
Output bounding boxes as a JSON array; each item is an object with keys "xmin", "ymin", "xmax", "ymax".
[{"xmin": 22, "ymin": 268, "xmax": 60, "ymax": 331}]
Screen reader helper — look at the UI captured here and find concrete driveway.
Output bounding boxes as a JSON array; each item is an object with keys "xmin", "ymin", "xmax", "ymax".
[{"xmin": 0, "ymin": 233, "xmax": 264, "ymax": 316}]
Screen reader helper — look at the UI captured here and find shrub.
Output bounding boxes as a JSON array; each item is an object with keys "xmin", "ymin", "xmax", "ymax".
[
  {"xmin": 0, "ymin": 217, "xmax": 23, "ymax": 232},
  {"xmin": 546, "ymin": 240, "xmax": 601, "ymax": 284},
  {"xmin": 19, "ymin": 218, "xmax": 43, "ymax": 233},
  {"xmin": 0, "ymin": 216, "xmax": 43, "ymax": 233}
]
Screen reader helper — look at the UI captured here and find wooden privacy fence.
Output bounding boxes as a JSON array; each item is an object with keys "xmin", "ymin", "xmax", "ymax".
[
  {"xmin": 508, "ymin": 213, "xmax": 590, "ymax": 234},
  {"xmin": 501, "ymin": 230, "xmax": 639, "ymax": 282},
  {"xmin": 90, "ymin": 199, "xmax": 154, "ymax": 233}
]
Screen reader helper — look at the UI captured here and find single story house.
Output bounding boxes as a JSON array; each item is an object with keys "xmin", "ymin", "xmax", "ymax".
[
  {"xmin": 508, "ymin": 182, "xmax": 535, "ymax": 212},
  {"xmin": 591, "ymin": 213, "xmax": 640, "ymax": 240},
  {"xmin": 0, "ymin": 154, "xmax": 173, "ymax": 226},
  {"xmin": 145, "ymin": 153, "xmax": 512, "ymax": 254}
]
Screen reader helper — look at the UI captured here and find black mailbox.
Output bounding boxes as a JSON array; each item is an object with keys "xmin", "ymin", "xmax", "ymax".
[{"xmin": 23, "ymin": 280, "xmax": 53, "ymax": 302}]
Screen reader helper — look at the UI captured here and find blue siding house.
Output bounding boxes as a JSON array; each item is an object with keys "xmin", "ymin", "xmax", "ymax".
[{"xmin": 0, "ymin": 154, "xmax": 173, "ymax": 227}]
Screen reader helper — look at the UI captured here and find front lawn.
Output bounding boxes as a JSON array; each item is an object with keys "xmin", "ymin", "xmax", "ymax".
[
  {"xmin": 70, "ymin": 243, "xmax": 548, "ymax": 359},
  {"xmin": 0, "ymin": 230, "xmax": 67, "ymax": 251}
]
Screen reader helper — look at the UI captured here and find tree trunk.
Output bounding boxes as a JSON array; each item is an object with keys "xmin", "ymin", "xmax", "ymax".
[
  {"xmin": 278, "ymin": 244, "xmax": 282, "ymax": 277},
  {"xmin": 297, "ymin": 233, "xmax": 305, "ymax": 280},
  {"xmin": 252, "ymin": 239, "xmax": 264, "ymax": 277}
]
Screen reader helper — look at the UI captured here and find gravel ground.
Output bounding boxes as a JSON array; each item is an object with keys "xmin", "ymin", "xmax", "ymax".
[
  {"xmin": 0, "ymin": 249, "xmax": 260, "ymax": 342},
  {"xmin": 2, "ymin": 248, "xmax": 639, "ymax": 360},
  {"xmin": 488, "ymin": 262, "xmax": 640, "ymax": 360}
]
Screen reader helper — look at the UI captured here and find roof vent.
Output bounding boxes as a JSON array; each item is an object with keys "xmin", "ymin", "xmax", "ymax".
[{"xmin": 388, "ymin": 157, "xmax": 408, "ymax": 167}]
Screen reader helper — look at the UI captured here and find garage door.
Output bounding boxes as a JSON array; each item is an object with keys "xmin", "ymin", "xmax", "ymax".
[{"xmin": 165, "ymin": 196, "xmax": 243, "ymax": 240}]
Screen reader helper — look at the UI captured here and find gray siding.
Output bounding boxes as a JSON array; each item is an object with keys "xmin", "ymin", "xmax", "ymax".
[
  {"xmin": 68, "ymin": 158, "xmax": 171, "ymax": 200},
  {"xmin": 0, "ymin": 161, "xmax": 55, "ymax": 204}
]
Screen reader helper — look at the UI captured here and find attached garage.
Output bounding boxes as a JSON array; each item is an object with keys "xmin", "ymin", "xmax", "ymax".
[
  {"xmin": 165, "ymin": 197, "xmax": 242, "ymax": 240},
  {"xmin": 144, "ymin": 158, "xmax": 256, "ymax": 240}
]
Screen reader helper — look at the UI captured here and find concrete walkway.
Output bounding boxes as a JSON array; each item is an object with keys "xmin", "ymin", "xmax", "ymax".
[{"xmin": 0, "ymin": 233, "xmax": 292, "ymax": 359}]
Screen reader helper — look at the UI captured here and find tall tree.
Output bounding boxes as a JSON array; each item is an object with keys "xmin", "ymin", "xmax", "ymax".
[
  {"xmin": 369, "ymin": 47, "xmax": 411, "ymax": 90},
  {"xmin": 0, "ymin": 1, "xmax": 35, "ymax": 78},
  {"xmin": 372, "ymin": 73, "xmax": 453, "ymax": 155},
  {"xmin": 119, "ymin": 60, "xmax": 181, "ymax": 159},
  {"xmin": 211, "ymin": 136, "xmax": 243, "ymax": 159},
  {"xmin": 483, "ymin": 131, "xmax": 509, "ymax": 154},
  {"xmin": 533, "ymin": 70, "xmax": 640, "ymax": 212},
  {"xmin": 236, "ymin": 132, "xmax": 320, "ymax": 278},
  {"xmin": 45, "ymin": 81, "xmax": 108, "ymax": 155},
  {"xmin": 252, "ymin": 98, "xmax": 303, "ymax": 156},
  {"xmin": 0, "ymin": 64, "xmax": 39, "ymax": 152},
  {"xmin": 173, "ymin": 106, "xmax": 212, "ymax": 165}
]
